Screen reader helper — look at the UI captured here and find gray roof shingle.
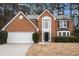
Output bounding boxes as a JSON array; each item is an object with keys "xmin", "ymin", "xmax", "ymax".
[
  {"xmin": 27, "ymin": 15, "xmax": 39, "ymax": 19},
  {"xmin": 55, "ymin": 15, "xmax": 73, "ymax": 20},
  {"xmin": 27, "ymin": 15, "xmax": 73, "ymax": 20}
]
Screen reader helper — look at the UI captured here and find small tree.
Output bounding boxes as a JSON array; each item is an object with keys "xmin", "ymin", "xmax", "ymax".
[{"xmin": 32, "ymin": 32, "xmax": 39, "ymax": 43}]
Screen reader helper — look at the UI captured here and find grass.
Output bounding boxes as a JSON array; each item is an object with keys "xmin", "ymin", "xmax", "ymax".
[{"xmin": 26, "ymin": 43, "xmax": 79, "ymax": 56}]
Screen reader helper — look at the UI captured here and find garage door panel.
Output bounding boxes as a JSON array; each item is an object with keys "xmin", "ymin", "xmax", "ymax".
[{"xmin": 7, "ymin": 32, "xmax": 34, "ymax": 43}]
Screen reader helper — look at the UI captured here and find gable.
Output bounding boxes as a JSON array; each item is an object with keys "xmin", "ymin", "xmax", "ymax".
[
  {"xmin": 37, "ymin": 9, "xmax": 56, "ymax": 20},
  {"xmin": 2, "ymin": 11, "xmax": 39, "ymax": 32}
]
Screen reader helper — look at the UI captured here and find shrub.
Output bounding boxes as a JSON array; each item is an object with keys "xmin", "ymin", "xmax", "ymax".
[
  {"xmin": 73, "ymin": 28, "xmax": 79, "ymax": 36},
  {"xmin": 0, "ymin": 30, "xmax": 8, "ymax": 44},
  {"xmin": 32, "ymin": 32, "xmax": 39, "ymax": 43},
  {"xmin": 55, "ymin": 36, "xmax": 79, "ymax": 43},
  {"xmin": 55, "ymin": 36, "xmax": 68, "ymax": 42},
  {"xmin": 69, "ymin": 36, "xmax": 79, "ymax": 42}
]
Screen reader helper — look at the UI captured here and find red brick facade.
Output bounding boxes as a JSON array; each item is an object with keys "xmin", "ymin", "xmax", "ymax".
[
  {"xmin": 4, "ymin": 13, "xmax": 36, "ymax": 32},
  {"xmin": 37, "ymin": 10, "xmax": 74, "ymax": 37},
  {"xmin": 3, "ymin": 10, "xmax": 74, "ymax": 40}
]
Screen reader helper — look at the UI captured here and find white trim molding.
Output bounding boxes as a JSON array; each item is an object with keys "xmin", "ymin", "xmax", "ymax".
[
  {"xmin": 2, "ymin": 11, "xmax": 39, "ymax": 31},
  {"xmin": 42, "ymin": 16, "xmax": 51, "ymax": 42},
  {"xmin": 57, "ymin": 31, "xmax": 70, "ymax": 36},
  {"xmin": 42, "ymin": 16, "xmax": 51, "ymax": 30},
  {"xmin": 59, "ymin": 20, "xmax": 67, "ymax": 28}
]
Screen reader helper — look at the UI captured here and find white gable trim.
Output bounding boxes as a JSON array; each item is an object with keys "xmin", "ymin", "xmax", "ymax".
[
  {"xmin": 37, "ymin": 9, "xmax": 56, "ymax": 20},
  {"xmin": 2, "ymin": 11, "xmax": 39, "ymax": 31},
  {"xmin": 42, "ymin": 16, "xmax": 51, "ymax": 20}
]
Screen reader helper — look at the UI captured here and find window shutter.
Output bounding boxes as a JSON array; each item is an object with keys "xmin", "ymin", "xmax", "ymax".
[{"xmin": 67, "ymin": 21, "xmax": 69, "ymax": 28}]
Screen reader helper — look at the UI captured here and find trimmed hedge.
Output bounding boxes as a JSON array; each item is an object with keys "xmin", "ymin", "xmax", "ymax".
[
  {"xmin": 0, "ymin": 30, "xmax": 8, "ymax": 44},
  {"xmin": 55, "ymin": 36, "xmax": 79, "ymax": 43},
  {"xmin": 32, "ymin": 32, "xmax": 39, "ymax": 43}
]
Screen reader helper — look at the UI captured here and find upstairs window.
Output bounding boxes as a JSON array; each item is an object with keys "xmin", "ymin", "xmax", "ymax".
[
  {"xmin": 43, "ymin": 19, "xmax": 50, "ymax": 29},
  {"xmin": 59, "ymin": 20, "xmax": 67, "ymax": 28},
  {"xmin": 42, "ymin": 16, "xmax": 51, "ymax": 29}
]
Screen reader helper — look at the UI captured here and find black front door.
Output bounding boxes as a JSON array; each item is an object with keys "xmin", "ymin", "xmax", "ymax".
[{"xmin": 44, "ymin": 32, "xmax": 49, "ymax": 42}]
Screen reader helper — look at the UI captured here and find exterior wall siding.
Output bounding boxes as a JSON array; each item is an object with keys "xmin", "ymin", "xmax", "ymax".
[
  {"xmin": 68, "ymin": 20, "xmax": 74, "ymax": 32},
  {"xmin": 5, "ymin": 14, "xmax": 36, "ymax": 32}
]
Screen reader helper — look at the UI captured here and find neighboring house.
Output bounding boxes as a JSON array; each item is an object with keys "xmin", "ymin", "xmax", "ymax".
[{"xmin": 2, "ymin": 9, "xmax": 74, "ymax": 43}]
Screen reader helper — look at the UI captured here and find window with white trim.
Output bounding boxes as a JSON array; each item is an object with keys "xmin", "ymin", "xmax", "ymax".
[
  {"xmin": 59, "ymin": 20, "xmax": 67, "ymax": 28},
  {"xmin": 43, "ymin": 19, "xmax": 50, "ymax": 29},
  {"xmin": 63, "ymin": 32, "xmax": 66, "ymax": 36},
  {"xmin": 67, "ymin": 32, "xmax": 69, "ymax": 36},
  {"xmin": 57, "ymin": 31, "xmax": 70, "ymax": 36}
]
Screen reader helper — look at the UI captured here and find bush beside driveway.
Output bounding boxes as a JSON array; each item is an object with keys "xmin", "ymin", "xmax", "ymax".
[{"xmin": 27, "ymin": 43, "xmax": 79, "ymax": 56}]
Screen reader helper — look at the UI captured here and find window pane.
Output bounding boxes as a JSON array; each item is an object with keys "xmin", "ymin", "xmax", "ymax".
[
  {"xmin": 48, "ymin": 21, "xmax": 50, "ymax": 28},
  {"xmin": 60, "ymin": 21, "xmax": 63, "ymax": 28},
  {"xmin": 45, "ymin": 22, "xmax": 48, "ymax": 28},
  {"xmin": 59, "ymin": 32, "xmax": 61, "ymax": 36},
  {"xmin": 64, "ymin": 21, "xmax": 67, "ymax": 28},
  {"xmin": 60, "ymin": 21, "xmax": 67, "ymax": 28},
  {"xmin": 67, "ymin": 32, "xmax": 69, "ymax": 36},
  {"xmin": 63, "ymin": 32, "xmax": 66, "ymax": 36},
  {"xmin": 43, "ymin": 19, "xmax": 50, "ymax": 29},
  {"xmin": 43, "ymin": 21, "xmax": 45, "ymax": 28}
]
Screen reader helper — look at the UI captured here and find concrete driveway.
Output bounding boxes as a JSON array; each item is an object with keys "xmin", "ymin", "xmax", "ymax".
[{"xmin": 0, "ymin": 43, "xmax": 33, "ymax": 56}]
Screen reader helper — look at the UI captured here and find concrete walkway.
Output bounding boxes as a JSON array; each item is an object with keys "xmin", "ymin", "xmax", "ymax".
[{"xmin": 0, "ymin": 43, "xmax": 33, "ymax": 56}]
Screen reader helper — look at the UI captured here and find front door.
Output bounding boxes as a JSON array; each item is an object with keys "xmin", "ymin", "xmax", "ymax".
[{"xmin": 44, "ymin": 32, "xmax": 49, "ymax": 42}]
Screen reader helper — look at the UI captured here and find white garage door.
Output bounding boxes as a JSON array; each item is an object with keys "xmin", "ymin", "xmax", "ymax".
[{"xmin": 7, "ymin": 32, "xmax": 34, "ymax": 43}]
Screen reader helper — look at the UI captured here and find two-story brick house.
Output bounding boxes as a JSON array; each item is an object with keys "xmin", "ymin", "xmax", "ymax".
[{"xmin": 2, "ymin": 9, "xmax": 74, "ymax": 43}]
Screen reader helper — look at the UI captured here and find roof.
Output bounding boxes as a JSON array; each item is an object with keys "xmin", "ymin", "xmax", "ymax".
[
  {"xmin": 26, "ymin": 9, "xmax": 73, "ymax": 20},
  {"xmin": 55, "ymin": 15, "xmax": 73, "ymax": 20},
  {"xmin": 27, "ymin": 15, "xmax": 39, "ymax": 19},
  {"xmin": 37, "ymin": 9, "xmax": 56, "ymax": 20},
  {"xmin": 2, "ymin": 11, "xmax": 39, "ymax": 31},
  {"xmin": 27, "ymin": 15, "xmax": 73, "ymax": 20}
]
